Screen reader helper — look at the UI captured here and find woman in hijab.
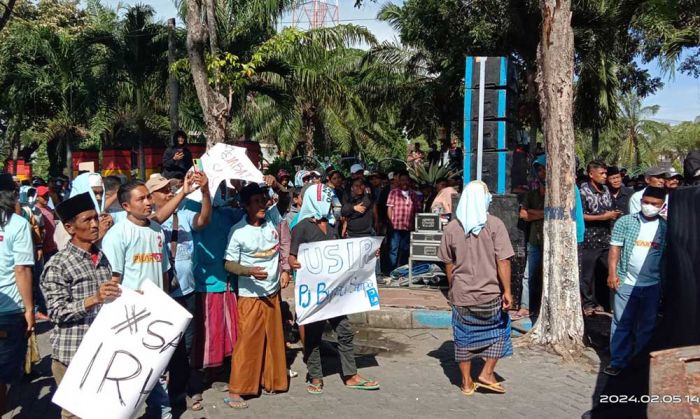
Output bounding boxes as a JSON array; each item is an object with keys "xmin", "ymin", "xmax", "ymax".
[
  {"xmin": 162, "ymin": 130, "xmax": 194, "ymax": 180},
  {"xmin": 437, "ymin": 180, "xmax": 515, "ymax": 395}
]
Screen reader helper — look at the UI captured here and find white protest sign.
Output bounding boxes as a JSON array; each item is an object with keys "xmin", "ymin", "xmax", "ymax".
[
  {"xmin": 295, "ymin": 237, "xmax": 382, "ymax": 325},
  {"xmin": 187, "ymin": 143, "xmax": 264, "ymax": 202},
  {"xmin": 53, "ymin": 281, "xmax": 192, "ymax": 419}
]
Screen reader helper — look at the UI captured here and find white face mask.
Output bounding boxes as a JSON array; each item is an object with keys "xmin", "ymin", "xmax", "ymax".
[{"xmin": 641, "ymin": 204, "xmax": 661, "ymax": 218}]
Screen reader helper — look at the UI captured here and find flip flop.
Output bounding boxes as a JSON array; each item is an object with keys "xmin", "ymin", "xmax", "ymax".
[
  {"xmin": 461, "ymin": 382, "xmax": 478, "ymax": 396},
  {"xmin": 188, "ymin": 393, "xmax": 204, "ymax": 411},
  {"xmin": 223, "ymin": 396, "xmax": 248, "ymax": 409},
  {"xmin": 476, "ymin": 379, "xmax": 506, "ymax": 394},
  {"xmin": 345, "ymin": 378, "xmax": 380, "ymax": 390},
  {"xmin": 307, "ymin": 382, "xmax": 324, "ymax": 395},
  {"xmin": 509, "ymin": 312, "xmax": 525, "ymax": 320}
]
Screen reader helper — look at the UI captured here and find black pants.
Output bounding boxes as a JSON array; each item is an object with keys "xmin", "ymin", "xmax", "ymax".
[
  {"xmin": 304, "ymin": 316, "xmax": 357, "ymax": 380},
  {"xmin": 168, "ymin": 293, "xmax": 197, "ymax": 399},
  {"xmin": 579, "ymin": 247, "xmax": 609, "ymax": 309}
]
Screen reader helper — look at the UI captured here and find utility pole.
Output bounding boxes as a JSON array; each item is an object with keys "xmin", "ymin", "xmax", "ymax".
[{"xmin": 168, "ymin": 18, "xmax": 180, "ymax": 135}]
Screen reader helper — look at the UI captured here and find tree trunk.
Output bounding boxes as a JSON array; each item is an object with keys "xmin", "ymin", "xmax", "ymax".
[
  {"xmin": 527, "ymin": 0, "xmax": 584, "ymax": 357},
  {"xmin": 66, "ymin": 134, "xmax": 73, "ymax": 180},
  {"xmin": 591, "ymin": 126, "xmax": 600, "ymax": 158},
  {"xmin": 185, "ymin": 0, "xmax": 229, "ymax": 148},
  {"xmin": 167, "ymin": 18, "xmax": 180, "ymax": 135},
  {"xmin": 302, "ymin": 103, "xmax": 315, "ymax": 157},
  {"xmin": 632, "ymin": 132, "xmax": 641, "ymax": 169},
  {"xmin": 0, "ymin": 0, "xmax": 17, "ymax": 34}
]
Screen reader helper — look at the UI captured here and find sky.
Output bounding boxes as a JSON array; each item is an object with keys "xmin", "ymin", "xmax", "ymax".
[{"xmin": 104, "ymin": 0, "xmax": 700, "ymax": 123}]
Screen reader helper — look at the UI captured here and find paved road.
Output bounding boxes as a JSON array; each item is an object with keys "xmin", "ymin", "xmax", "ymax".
[{"xmin": 3, "ymin": 322, "xmax": 608, "ymax": 419}]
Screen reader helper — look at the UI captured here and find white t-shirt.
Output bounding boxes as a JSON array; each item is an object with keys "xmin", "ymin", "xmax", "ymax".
[
  {"xmin": 225, "ymin": 207, "xmax": 282, "ymax": 298},
  {"xmin": 101, "ymin": 218, "xmax": 170, "ymax": 290},
  {"xmin": 612, "ymin": 217, "xmax": 662, "ymax": 286}
]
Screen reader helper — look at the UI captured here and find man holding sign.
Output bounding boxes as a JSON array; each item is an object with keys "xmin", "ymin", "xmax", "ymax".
[
  {"xmin": 41, "ymin": 193, "xmax": 122, "ymax": 418},
  {"xmin": 289, "ymin": 184, "xmax": 380, "ymax": 394},
  {"xmin": 101, "ymin": 181, "xmax": 175, "ymax": 419}
]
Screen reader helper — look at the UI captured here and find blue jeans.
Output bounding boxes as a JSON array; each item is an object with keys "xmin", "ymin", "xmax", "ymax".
[
  {"xmin": 389, "ymin": 230, "xmax": 410, "ymax": 270},
  {"xmin": 145, "ymin": 375, "xmax": 172, "ymax": 419},
  {"xmin": 527, "ymin": 244, "xmax": 543, "ymax": 316},
  {"xmin": 609, "ymin": 283, "xmax": 661, "ymax": 369}
]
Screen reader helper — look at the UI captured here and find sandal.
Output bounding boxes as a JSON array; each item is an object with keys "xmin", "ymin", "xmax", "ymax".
[
  {"xmin": 476, "ymin": 378, "xmax": 506, "ymax": 394},
  {"xmin": 188, "ymin": 393, "xmax": 204, "ymax": 411},
  {"xmin": 461, "ymin": 382, "xmax": 478, "ymax": 396},
  {"xmin": 345, "ymin": 378, "xmax": 380, "ymax": 390},
  {"xmin": 306, "ymin": 381, "xmax": 324, "ymax": 395},
  {"xmin": 223, "ymin": 396, "xmax": 248, "ymax": 409}
]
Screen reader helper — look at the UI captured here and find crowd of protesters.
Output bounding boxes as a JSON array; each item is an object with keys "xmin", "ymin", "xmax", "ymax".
[{"xmin": 0, "ymin": 131, "xmax": 698, "ymax": 415}]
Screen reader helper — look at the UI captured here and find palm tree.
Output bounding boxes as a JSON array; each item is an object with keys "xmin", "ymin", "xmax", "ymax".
[
  {"xmin": 612, "ymin": 92, "xmax": 669, "ymax": 170},
  {"xmin": 239, "ymin": 25, "xmax": 378, "ymax": 157}
]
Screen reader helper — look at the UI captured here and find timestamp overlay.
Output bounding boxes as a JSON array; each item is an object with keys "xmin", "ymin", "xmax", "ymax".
[{"xmin": 600, "ymin": 394, "xmax": 700, "ymax": 404}]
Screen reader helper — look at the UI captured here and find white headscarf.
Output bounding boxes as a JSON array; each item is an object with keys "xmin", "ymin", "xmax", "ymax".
[{"xmin": 454, "ymin": 180, "xmax": 492, "ymax": 236}]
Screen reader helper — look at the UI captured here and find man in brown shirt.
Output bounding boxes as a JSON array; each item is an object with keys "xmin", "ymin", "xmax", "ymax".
[{"xmin": 438, "ymin": 181, "xmax": 514, "ymax": 395}]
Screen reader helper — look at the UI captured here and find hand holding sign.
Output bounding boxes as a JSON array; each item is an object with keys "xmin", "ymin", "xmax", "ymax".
[
  {"xmin": 295, "ymin": 237, "xmax": 382, "ymax": 325},
  {"xmin": 185, "ymin": 144, "xmax": 264, "ymax": 203},
  {"xmin": 53, "ymin": 281, "xmax": 192, "ymax": 419}
]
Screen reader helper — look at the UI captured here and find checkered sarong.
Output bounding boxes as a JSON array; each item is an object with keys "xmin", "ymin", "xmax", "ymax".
[{"xmin": 452, "ymin": 296, "xmax": 513, "ymax": 362}]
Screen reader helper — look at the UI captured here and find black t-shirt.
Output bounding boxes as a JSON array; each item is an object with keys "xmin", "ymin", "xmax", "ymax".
[
  {"xmin": 342, "ymin": 193, "xmax": 375, "ymax": 237},
  {"xmin": 290, "ymin": 218, "xmax": 338, "ymax": 256}
]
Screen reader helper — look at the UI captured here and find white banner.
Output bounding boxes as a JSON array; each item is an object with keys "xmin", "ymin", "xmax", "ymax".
[
  {"xmin": 187, "ymin": 143, "xmax": 265, "ymax": 202},
  {"xmin": 52, "ymin": 281, "xmax": 192, "ymax": 419},
  {"xmin": 295, "ymin": 237, "xmax": 382, "ymax": 325}
]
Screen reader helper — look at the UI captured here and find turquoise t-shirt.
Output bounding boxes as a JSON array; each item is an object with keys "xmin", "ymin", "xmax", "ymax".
[
  {"xmin": 162, "ymin": 209, "xmax": 196, "ymax": 297},
  {"xmin": 101, "ymin": 218, "xmax": 170, "ymax": 290},
  {"xmin": 0, "ymin": 214, "xmax": 34, "ymax": 313},
  {"xmin": 108, "ymin": 209, "xmax": 128, "ymax": 225},
  {"xmin": 225, "ymin": 207, "xmax": 283, "ymax": 298},
  {"xmin": 186, "ymin": 201, "xmax": 245, "ymax": 293}
]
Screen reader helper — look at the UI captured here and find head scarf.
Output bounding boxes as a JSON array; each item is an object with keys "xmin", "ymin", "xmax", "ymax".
[
  {"xmin": 294, "ymin": 170, "xmax": 309, "ymax": 188},
  {"xmin": 70, "ymin": 172, "xmax": 104, "ymax": 212},
  {"xmin": 454, "ymin": 180, "xmax": 492, "ymax": 236},
  {"xmin": 290, "ymin": 183, "xmax": 335, "ymax": 230}
]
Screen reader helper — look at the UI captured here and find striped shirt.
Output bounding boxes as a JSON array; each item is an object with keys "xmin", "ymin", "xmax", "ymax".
[{"xmin": 41, "ymin": 242, "xmax": 111, "ymax": 365}]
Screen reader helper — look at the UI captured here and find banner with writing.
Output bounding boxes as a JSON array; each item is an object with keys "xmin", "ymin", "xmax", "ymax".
[
  {"xmin": 295, "ymin": 237, "xmax": 382, "ymax": 325},
  {"xmin": 187, "ymin": 143, "xmax": 265, "ymax": 202},
  {"xmin": 52, "ymin": 281, "xmax": 192, "ymax": 419}
]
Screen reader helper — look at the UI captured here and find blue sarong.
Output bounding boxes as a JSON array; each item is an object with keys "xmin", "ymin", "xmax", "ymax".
[{"xmin": 452, "ymin": 296, "xmax": 513, "ymax": 362}]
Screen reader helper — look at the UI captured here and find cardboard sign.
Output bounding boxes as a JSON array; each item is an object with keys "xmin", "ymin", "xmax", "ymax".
[
  {"xmin": 295, "ymin": 237, "xmax": 382, "ymax": 325},
  {"xmin": 78, "ymin": 161, "xmax": 96, "ymax": 172},
  {"xmin": 186, "ymin": 143, "xmax": 265, "ymax": 202},
  {"xmin": 52, "ymin": 281, "xmax": 192, "ymax": 419}
]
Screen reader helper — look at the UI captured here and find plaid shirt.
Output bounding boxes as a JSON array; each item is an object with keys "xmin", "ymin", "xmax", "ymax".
[
  {"xmin": 387, "ymin": 189, "xmax": 420, "ymax": 231},
  {"xmin": 41, "ymin": 242, "xmax": 111, "ymax": 365},
  {"xmin": 610, "ymin": 213, "xmax": 667, "ymax": 281}
]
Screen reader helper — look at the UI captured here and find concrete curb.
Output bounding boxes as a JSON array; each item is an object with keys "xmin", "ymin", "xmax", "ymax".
[
  {"xmin": 348, "ymin": 308, "xmax": 451, "ymax": 329},
  {"xmin": 348, "ymin": 308, "xmax": 536, "ymax": 335}
]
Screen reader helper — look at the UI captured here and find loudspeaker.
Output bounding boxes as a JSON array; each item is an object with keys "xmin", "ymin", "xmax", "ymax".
[
  {"xmin": 465, "ymin": 88, "xmax": 517, "ymax": 121},
  {"xmin": 463, "ymin": 149, "xmax": 528, "ymax": 195},
  {"xmin": 465, "ymin": 56, "xmax": 518, "ymax": 91},
  {"xmin": 465, "ymin": 120, "xmax": 516, "ymax": 151}
]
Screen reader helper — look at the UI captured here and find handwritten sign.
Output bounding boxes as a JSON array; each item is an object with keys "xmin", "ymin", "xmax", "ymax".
[
  {"xmin": 52, "ymin": 281, "xmax": 192, "ymax": 419},
  {"xmin": 187, "ymin": 143, "xmax": 265, "ymax": 202},
  {"xmin": 295, "ymin": 237, "xmax": 382, "ymax": 325}
]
